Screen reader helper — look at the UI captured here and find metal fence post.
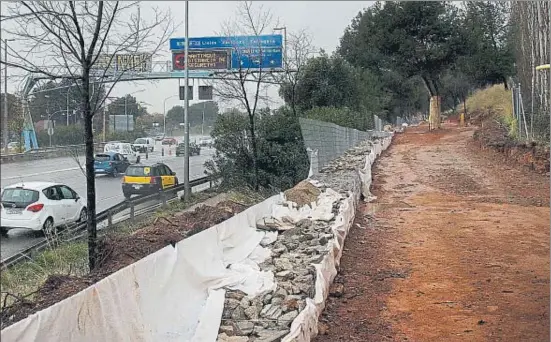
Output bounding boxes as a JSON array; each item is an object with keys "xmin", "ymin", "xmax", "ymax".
[
  {"xmin": 129, "ymin": 201, "xmax": 135, "ymax": 222},
  {"xmin": 107, "ymin": 210, "xmax": 112, "ymax": 226},
  {"xmin": 160, "ymin": 190, "xmax": 167, "ymax": 207}
]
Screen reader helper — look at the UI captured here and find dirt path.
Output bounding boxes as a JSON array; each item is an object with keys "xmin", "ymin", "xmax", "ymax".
[{"xmin": 315, "ymin": 124, "xmax": 549, "ymax": 342}]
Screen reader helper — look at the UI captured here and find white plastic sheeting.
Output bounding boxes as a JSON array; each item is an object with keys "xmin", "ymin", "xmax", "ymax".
[
  {"xmin": 1, "ymin": 196, "xmax": 282, "ymax": 342},
  {"xmin": 1, "ymin": 135, "xmax": 393, "ymax": 342},
  {"xmin": 282, "ymin": 135, "xmax": 393, "ymax": 342}
]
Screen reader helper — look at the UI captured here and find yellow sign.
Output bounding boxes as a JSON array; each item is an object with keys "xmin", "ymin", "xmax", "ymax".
[
  {"xmin": 143, "ymin": 167, "xmax": 151, "ymax": 175},
  {"xmin": 93, "ymin": 54, "xmax": 152, "ymax": 72}
]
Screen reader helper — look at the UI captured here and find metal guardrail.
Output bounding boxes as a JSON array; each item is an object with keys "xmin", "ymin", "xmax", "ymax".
[
  {"xmin": 0, "ymin": 143, "xmax": 107, "ymax": 163},
  {"xmin": 0, "ymin": 176, "xmax": 213, "ymax": 270}
]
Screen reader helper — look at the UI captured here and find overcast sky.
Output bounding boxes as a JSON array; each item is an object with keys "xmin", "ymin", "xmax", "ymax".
[{"xmin": 2, "ymin": 1, "xmax": 372, "ymax": 114}]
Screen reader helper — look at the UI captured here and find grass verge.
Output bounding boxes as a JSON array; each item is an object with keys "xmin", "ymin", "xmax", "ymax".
[{"xmin": 0, "ymin": 187, "xmax": 262, "ymax": 310}]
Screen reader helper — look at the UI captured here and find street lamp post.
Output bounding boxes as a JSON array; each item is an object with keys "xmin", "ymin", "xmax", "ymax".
[
  {"xmin": 183, "ymin": 0, "xmax": 190, "ymax": 201},
  {"xmin": 163, "ymin": 94, "xmax": 179, "ymax": 136},
  {"xmin": 273, "ymin": 27, "xmax": 287, "ymax": 69},
  {"xmin": 45, "ymin": 109, "xmax": 68, "ymax": 146},
  {"xmin": 2, "ymin": 38, "xmax": 15, "ymax": 154}
]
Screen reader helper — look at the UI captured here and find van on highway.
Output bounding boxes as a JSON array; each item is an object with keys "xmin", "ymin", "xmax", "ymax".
[{"xmin": 133, "ymin": 138, "xmax": 155, "ymax": 153}]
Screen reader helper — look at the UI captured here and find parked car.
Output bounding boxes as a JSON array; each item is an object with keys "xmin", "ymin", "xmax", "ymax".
[
  {"xmin": 1, "ymin": 182, "xmax": 87, "ymax": 236},
  {"xmin": 133, "ymin": 137, "xmax": 155, "ymax": 153},
  {"xmin": 175, "ymin": 142, "xmax": 200, "ymax": 156},
  {"xmin": 121, "ymin": 162, "xmax": 178, "ymax": 198},
  {"xmin": 154, "ymin": 135, "xmax": 165, "ymax": 142},
  {"xmin": 104, "ymin": 142, "xmax": 141, "ymax": 164},
  {"xmin": 161, "ymin": 137, "xmax": 178, "ymax": 146},
  {"xmin": 94, "ymin": 152, "xmax": 130, "ymax": 176}
]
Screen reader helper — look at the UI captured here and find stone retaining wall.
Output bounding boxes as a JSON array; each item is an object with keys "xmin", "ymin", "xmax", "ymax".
[{"xmin": 216, "ymin": 137, "xmax": 392, "ymax": 342}]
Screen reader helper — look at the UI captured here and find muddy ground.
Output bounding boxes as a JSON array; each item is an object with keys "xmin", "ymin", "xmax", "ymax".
[{"xmin": 316, "ymin": 124, "xmax": 549, "ymax": 342}]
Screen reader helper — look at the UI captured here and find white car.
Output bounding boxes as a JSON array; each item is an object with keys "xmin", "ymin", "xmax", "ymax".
[
  {"xmin": 198, "ymin": 137, "xmax": 214, "ymax": 148},
  {"xmin": 104, "ymin": 142, "xmax": 141, "ymax": 164},
  {"xmin": 1, "ymin": 182, "xmax": 87, "ymax": 235}
]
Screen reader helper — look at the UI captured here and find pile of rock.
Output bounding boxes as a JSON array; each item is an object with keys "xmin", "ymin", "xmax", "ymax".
[
  {"xmin": 315, "ymin": 139, "xmax": 376, "ymax": 194},
  {"xmin": 216, "ymin": 139, "xmax": 377, "ymax": 342},
  {"xmin": 218, "ymin": 215, "xmax": 335, "ymax": 342}
]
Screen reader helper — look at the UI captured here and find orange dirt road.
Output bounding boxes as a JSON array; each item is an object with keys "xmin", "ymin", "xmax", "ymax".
[{"xmin": 315, "ymin": 124, "xmax": 549, "ymax": 342}]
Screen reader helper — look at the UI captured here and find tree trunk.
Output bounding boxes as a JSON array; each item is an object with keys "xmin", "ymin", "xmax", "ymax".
[
  {"xmin": 82, "ymin": 70, "xmax": 98, "ymax": 271},
  {"xmin": 429, "ymin": 95, "xmax": 442, "ymax": 130},
  {"xmin": 248, "ymin": 113, "xmax": 259, "ymax": 191}
]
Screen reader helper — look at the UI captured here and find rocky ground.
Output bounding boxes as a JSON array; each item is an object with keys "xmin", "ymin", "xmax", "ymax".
[
  {"xmin": 315, "ymin": 124, "xmax": 549, "ymax": 342},
  {"xmin": 216, "ymin": 139, "xmax": 381, "ymax": 342}
]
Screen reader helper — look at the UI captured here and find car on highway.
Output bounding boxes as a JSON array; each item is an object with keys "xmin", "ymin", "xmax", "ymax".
[
  {"xmin": 161, "ymin": 137, "xmax": 178, "ymax": 146},
  {"xmin": 121, "ymin": 162, "xmax": 178, "ymax": 199},
  {"xmin": 176, "ymin": 142, "xmax": 200, "ymax": 156},
  {"xmin": 94, "ymin": 152, "xmax": 130, "ymax": 177},
  {"xmin": 104, "ymin": 141, "xmax": 141, "ymax": 164},
  {"xmin": 1, "ymin": 182, "xmax": 87, "ymax": 236},
  {"xmin": 198, "ymin": 137, "xmax": 214, "ymax": 148},
  {"xmin": 133, "ymin": 137, "xmax": 155, "ymax": 153}
]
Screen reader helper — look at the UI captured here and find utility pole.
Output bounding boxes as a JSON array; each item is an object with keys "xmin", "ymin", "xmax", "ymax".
[
  {"xmin": 183, "ymin": 0, "xmax": 191, "ymax": 201},
  {"xmin": 66, "ymin": 88, "xmax": 70, "ymax": 126},
  {"xmin": 3, "ymin": 39, "xmax": 8, "ymax": 154},
  {"xmin": 202, "ymin": 101, "xmax": 205, "ymax": 136},
  {"xmin": 103, "ymin": 105, "xmax": 106, "ymax": 142},
  {"xmin": 3, "ymin": 39, "xmax": 14, "ymax": 154},
  {"xmin": 124, "ymin": 95, "xmax": 128, "ymax": 132}
]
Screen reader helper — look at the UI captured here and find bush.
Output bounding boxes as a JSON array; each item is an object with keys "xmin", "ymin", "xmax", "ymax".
[
  {"xmin": 205, "ymin": 108, "xmax": 309, "ymax": 192},
  {"xmin": 464, "ymin": 85, "xmax": 515, "ymax": 135}
]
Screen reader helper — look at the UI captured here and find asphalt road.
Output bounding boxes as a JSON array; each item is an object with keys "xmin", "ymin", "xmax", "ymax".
[{"xmin": 0, "ymin": 139, "xmax": 214, "ymax": 260}]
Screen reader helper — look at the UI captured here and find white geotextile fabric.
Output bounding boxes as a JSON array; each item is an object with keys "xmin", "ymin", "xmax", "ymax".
[
  {"xmin": 1, "ymin": 135, "xmax": 393, "ymax": 342},
  {"xmin": 282, "ymin": 135, "xmax": 393, "ymax": 342},
  {"xmin": 1, "ymin": 195, "xmax": 282, "ymax": 342}
]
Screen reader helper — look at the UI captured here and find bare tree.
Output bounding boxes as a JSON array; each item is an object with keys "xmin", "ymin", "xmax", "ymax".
[
  {"xmin": 1, "ymin": 1, "xmax": 176, "ymax": 270},
  {"xmin": 210, "ymin": 1, "xmax": 279, "ymax": 190},
  {"xmin": 278, "ymin": 29, "xmax": 315, "ymax": 116}
]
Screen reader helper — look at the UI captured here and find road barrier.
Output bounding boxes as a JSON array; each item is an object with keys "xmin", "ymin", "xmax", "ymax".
[
  {"xmin": 0, "ymin": 143, "xmax": 107, "ymax": 164},
  {"xmin": 0, "ymin": 176, "xmax": 213, "ymax": 270}
]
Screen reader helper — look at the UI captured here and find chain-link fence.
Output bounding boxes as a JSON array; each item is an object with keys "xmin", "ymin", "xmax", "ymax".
[
  {"xmin": 299, "ymin": 117, "xmax": 390, "ymax": 175},
  {"xmin": 512, "ymin": 82, "xmax": 550, "ymax": 142},
  {"xmin": 510, "ymin": 1, "xmax": 550, "ymax": 143}
]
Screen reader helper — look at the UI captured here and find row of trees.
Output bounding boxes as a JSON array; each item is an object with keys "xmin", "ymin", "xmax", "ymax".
[
  {"xmin": 286, "ymin": 1, "xmax": 515, "ymax": 129},
  {"xmin": 511, "ymin": 1, "xmax": 550, "ymax": 141},
  {"xmin": 207, "ymin": 1, "xmax": 520, "ymax": 195}
]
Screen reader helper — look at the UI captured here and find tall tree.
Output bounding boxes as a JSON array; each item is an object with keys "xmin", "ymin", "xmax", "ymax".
[
  {"xmin": 277, "ymin": 29, "xmax": 315, "ymax": 116},
  {"xmin": 2, "ymin": 1, "xmax": 175, "ymax": 270},
  {"xmin": 459, "ymin": 1, "xmax": 515, "ymax": 88},
  {"xmin": 106, "ymin": 94, "xmax": 148, "ymax": 121},
  {"xmin": 29, "ymin": 79, "xmax": 106, "ymax": 125},
  {"xmin": 165, "ymin": 101, "xmax": 219, "ymax": 133},
  {"xmin": 287, "ymin": 52, "xmax": 362, "ymax": 112},
  {"xmin": 338, "ymin": 1, "xmax": 466, "ymax": 129}
]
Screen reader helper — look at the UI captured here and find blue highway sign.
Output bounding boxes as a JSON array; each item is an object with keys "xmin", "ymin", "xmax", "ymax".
[
  {"xmin": 230, "ymin": 47, "xmax": 283, "ymax": 69},
  {"xmin": 170, "ymin": 34, "xmax": 282, "ymax": 51}
]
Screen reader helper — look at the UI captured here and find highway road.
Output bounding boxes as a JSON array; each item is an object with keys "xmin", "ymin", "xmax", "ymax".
[{"xmin": 0, "ymin": 139, "xmax": 214, "ymax": 260}]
